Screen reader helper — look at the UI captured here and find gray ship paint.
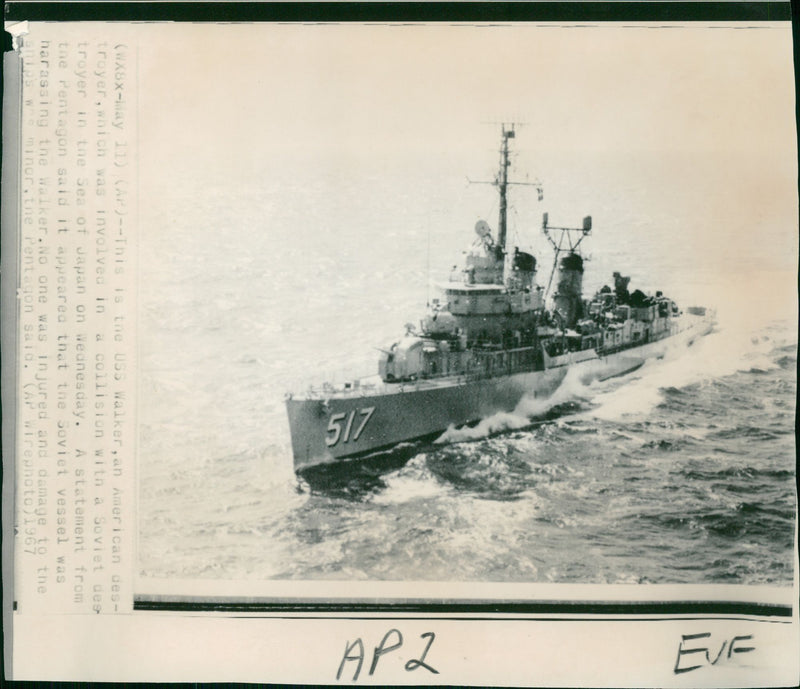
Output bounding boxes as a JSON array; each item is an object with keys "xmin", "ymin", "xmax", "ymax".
[{"xmin": 285, "ymin": 129, "xmax": 716, "ymax": 472}]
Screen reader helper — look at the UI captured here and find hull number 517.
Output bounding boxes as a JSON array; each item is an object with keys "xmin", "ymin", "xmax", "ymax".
[{"xmin": 326, "ymin": 407, "xmax": 376, "ymax": 447}]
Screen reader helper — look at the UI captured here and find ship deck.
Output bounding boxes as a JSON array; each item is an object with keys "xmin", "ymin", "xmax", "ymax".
[
  {"xmin": 287, "ymin": 312, "xmax": 713, "ymax": 402},
  {"xmin": 289, "ymin": 370, "xmax": 499, "ymax": 401}
]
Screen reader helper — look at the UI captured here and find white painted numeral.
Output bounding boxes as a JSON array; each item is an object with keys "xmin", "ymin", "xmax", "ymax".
[
  {"xmin": 342, "ymin": 410, "xmax": 356, "ymax": 443},
  {"xmin": 352, "ymin": 406, "xmax": 375, "ymax": 441},
  {"xmin": 325, "ymin": 412, "xmax": 346, "ymax": 447},
  {"xmin": 325, "ymin": 407, "xmax": 376, "ymax": 447}
]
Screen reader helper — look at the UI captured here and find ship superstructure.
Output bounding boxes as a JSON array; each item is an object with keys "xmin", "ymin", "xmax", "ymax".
[{"xmin": 286, "ymin": 126, "xmax": 715, "ymax": 472}]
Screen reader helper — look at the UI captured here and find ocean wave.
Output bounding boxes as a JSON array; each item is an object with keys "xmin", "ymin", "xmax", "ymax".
[
  {"xmin": 435, "ymin": 368, "xmax": 593, "ymax": 444},
  {"xmin": 587, "ymin": 322, "xmax": 795, "ymax": 422},
  {"xmin": 640, "ymin": 438, "xmax": 689, "ymax": 452},
  {"xmin": 371, "ymin": 456, "xmax": 450, "ymax": 505},
  {"xmin": 425, "ymin": 441, "xmax": 535, "ymax": 500},
  {"xmin": 708, "ymin": 425, "xmax": 784, "ymax": 441},
  {"xmin": 679, "ymin": 465, "xmax": 795, "ymax": 482}
]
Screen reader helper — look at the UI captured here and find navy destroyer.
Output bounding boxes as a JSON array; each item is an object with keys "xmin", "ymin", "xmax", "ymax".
[{"xmin": 286, "ymin": 126, "xmax": 715, "ymax": 473}]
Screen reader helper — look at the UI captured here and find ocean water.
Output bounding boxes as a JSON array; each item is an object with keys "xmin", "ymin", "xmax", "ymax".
[{"xmin": 136, "ymin": 151, "xmax": 797, "ymax": 585}]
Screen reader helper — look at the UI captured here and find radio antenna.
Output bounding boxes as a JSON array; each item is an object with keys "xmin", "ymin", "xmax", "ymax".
[{"xmin": 426, "ymin": 220, "xmax": 431, "ymax": 307}]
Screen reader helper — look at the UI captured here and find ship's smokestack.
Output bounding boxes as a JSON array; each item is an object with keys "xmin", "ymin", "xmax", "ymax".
[{"xmin": 553, "ymin": 252, "xmax": 584, "ymax": 327}]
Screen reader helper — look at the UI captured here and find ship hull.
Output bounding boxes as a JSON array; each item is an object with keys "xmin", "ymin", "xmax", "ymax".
[{"xmin": 287, "ymin": 314, "xmax": 713, "ymax": 473}]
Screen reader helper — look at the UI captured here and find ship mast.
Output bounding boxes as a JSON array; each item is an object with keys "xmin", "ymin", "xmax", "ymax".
[
  {"xmin": 493, "ymin": 124, "xmax": 541, "ymax": 282},
  {"xmin": 496, "ymin": 124, "xmax": 514, "ymax": 253},
  {"xmin": 469, "ymin": 124, "xmax": 542, "ymax": 283},
  {"xmin": 542, "ymin": 212, "xmax": 593, "ymax": 301}
]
